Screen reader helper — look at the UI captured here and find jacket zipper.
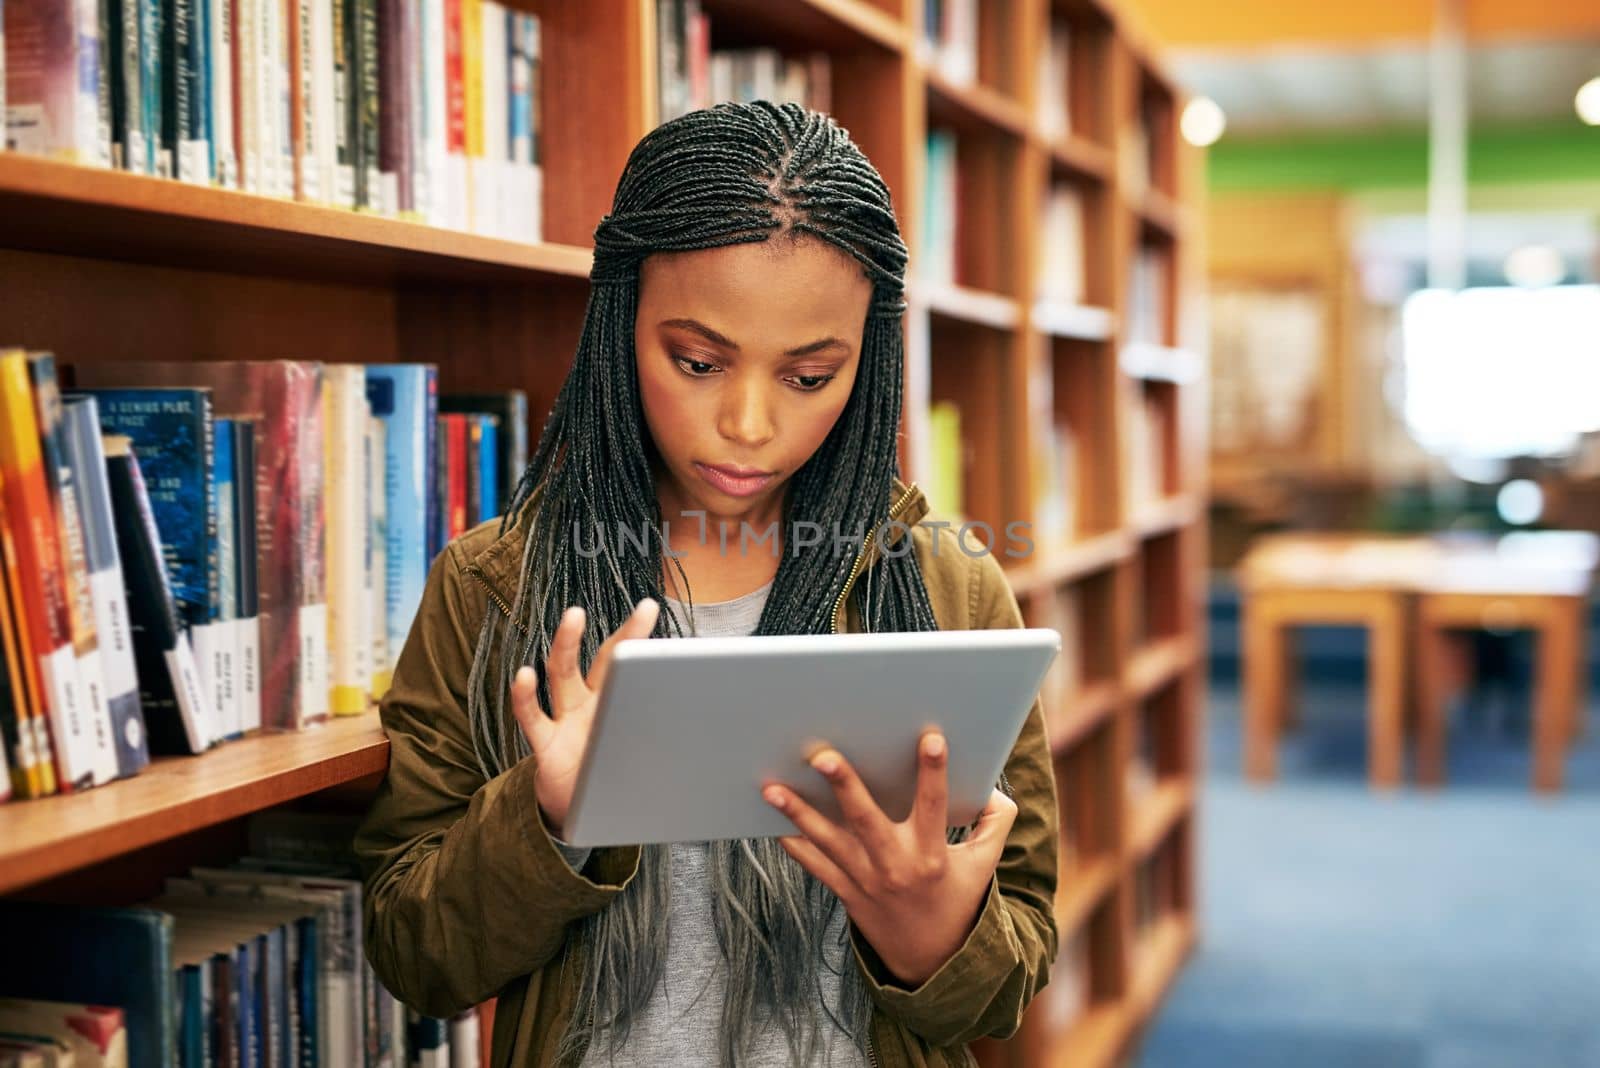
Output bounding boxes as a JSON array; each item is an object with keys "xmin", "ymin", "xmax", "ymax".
[
  {"xmin": 466, "ymin": 565, "xmax": 517, "ymax": 623},
  {"xmin": 831, "ymin": 481, "xmax": 921, "ymax": 634}
]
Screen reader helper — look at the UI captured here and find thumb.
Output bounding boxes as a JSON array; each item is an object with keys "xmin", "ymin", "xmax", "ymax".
[{"xmin": 964, "ymin": 788, "xmax": 1018, "ymax": 869}]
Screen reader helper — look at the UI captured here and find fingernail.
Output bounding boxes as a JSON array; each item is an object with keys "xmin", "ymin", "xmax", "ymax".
[
  {"xmin": 925, "ymin": 734, "xmax": 945, "ymax": 759},
  {"xmin": 763, "ymin": 787, "xmax": 786, "ymax": 809},
  {"xmin": 813, "ymin": 753, "xmax": 839, "ymax": 777}
]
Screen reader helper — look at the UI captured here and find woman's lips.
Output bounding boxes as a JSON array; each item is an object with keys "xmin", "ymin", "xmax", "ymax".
[{"xmin": 694, "ymin": 462, "xmax": 776, "ymax": 497}]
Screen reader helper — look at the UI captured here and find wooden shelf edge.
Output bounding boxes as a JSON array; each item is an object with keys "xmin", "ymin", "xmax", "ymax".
[
  {"xmin": 1126, "ymin": 634, "xmax": 1197, "ymax": 699},
  {"xmin": 1042, "ymin": 1003, "xmax": 1129, "ymax": 1068},
  {"xmin": 1006, "ymin": 531, "xmax": 1132, "ymax": 598},
  {"xmin": 1055, "ymin": 853, "xmax": 1119, "ymax": 935},
  {"xmin": 0, "ymin": 153, "xmax": 594, "ymax": 282},
  {"xmin": 1121, "ymin": 343, "xmax": 1202, "ymax": 384},
  {"xmin": 702, "ymin": 0, "xmax": 906, "ymax": 53},
  {"xmin": 1135, "ymin": 187, "xmax": 1187, "ymax": 240},
  {"xmin": 1130, "ymin": 915, "xmax": 1197, "ymax": 1018},
  {"xmin": 922, "ymin": 68, "xmax": 1032, "ymax": 140},
  {"xmin": 1049, "ymin": 680, "xmax": 1117, "ymax": 754},
  {"xmin": 1126, "ymin": 780, "xmax": 1194, "ymax": 863},
  {"xmin": 1130, "ymin": 493, "xmax": 1202, "ymax": 539},
  {"xmin": 1033, "ymin": 300, "xmax": 1114, "ymax": 342},
  {"xmin": 801, "ymin": 0, "xmax": 906, "ymax": 50},
  {"xmin": 1045, "ymin": 134, "xmax": 1115, "ymax": 182},
  {"xmin": 0, "ymin": 714, "xmax": 390, "ymax": 895},
  {"xmin": 912, "ymin": 280, "xmax": 1023, "ymax": 330}
]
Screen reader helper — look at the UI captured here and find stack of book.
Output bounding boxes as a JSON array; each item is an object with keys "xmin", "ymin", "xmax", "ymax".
[
  {"xmin": 919, "ymin": 0, "xmax": 977, "ymax": 87},
  {"xmin": 0, "ymin": 810, "xmax": 491, "ymax": 1068},
  {"xmin": 1037, "ymin": 183, "xmax": 1086, "ymax": 307},
  {"xmin": 0, "ymin": 350, "xmax": 526, "ymax": 801},
  {"xmin": 1124, "ymin": 387, "xmax": 1168, "ymax": 514},
  {"xmin": 655, "ymin": 0, "xmax": 831, "ymax": 123},
  {"xmin": 1037, "ymin": 18, "xmax": 1072, "ymax": 141},
  {"xmin": 919, "ymin": 129, "xmax": 959, "ymax": 286},
  {"xmin": 1, "ymin": 0, "xmax": 542, "ymax": 239}
]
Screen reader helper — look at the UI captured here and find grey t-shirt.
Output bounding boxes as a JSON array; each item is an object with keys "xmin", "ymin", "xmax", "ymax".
[{"xmin": 563, "ymin": 580, "xmax": 870, "ymax": 1066}]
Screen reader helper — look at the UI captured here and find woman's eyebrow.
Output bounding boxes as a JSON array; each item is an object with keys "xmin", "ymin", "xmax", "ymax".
[{"xmin": 659, "ymin": 318, "xmax": 848, "ymax": 358}]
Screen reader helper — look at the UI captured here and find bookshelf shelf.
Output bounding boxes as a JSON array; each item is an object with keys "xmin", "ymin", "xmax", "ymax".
[
  {"xmin": 1047, "ymin": 135, "xmax": 1116, "ymax": 183},
  {"xmin": 1049, "ymin": 680, "xmax": 1120, "ymax": 755},
  {"xmin": 1135, "ymin": 188, "xmax": 1186, "ymax": 242},
  {"xmin": 1128, "ymin": 780, "xmax": 1193, "ymax": 863},
  {"xmin": 913, "ymin": 281, "xmax": 1025, "ymax": 330},
  {"xmin": 1121, "ymin": 342, "xmax": 1202, "ymax": 384},
  {"xmin": 1127, "ymin": 635, "xmax": 1198, "ymax": 701},
  {"xmin": 700, "ymin": 0, "xmax": 906, "ymax": 52},
  {"xmin": 1130, "ymin": 915, "xmax": 1197, "ymax": 1017},
  {"xmin": 1132, "ymin": 492, "xmax": 1203, "ymax": 538},
  {"xmin": 923, "ymin": 71, "xmax": 1033, "ymax": 140},
  {"xmin": 1033, "ymin": 300, "xmax": 1114, "ymax": 342},
  {"xmin": 0, "ymin": 155, "xmax": 596, "ymax": 285},
  {"xmin": 0, "ymin": 715, "xmax": 389, "ymax": 896},
  {"xmin": 1056, "ymin": 853, "xmax": 1121, "ymax": 936},
  {"xmin": 1006, "ymin": 531, "xmax": 1132, "ymax": 599}
]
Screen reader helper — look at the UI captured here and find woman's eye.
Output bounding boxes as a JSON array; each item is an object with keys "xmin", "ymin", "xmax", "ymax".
[
  {"xmin": 789, "ymin": 374, "xmax": 835, "ymax": 392},
  {"xmin": 672, "ymin": 355, "xmax": 720, "ymax": 377}
]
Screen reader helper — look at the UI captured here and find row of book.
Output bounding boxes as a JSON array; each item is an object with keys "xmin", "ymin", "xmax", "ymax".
[
  {"xmin": 919, "ymin": 0, "xmax": 977, "ymax": 88},
  {"xmin": 919, "ymin": 129, "xmax": 960, "ymax": 287},
  {"xmin": 1034, "ymin": 583, "xmax": 1083, "ymax": 745},
  {"xmin": 0, "ymin": 351, "xmax": 527, "ymax": 801},
  {"xmin": 1127, "ymin": 244, "xmax": 1169, "ymax": 347},
  {"xmin": 1038, "ymin": 183, "xmax": 1086, "ymax": 308},
  {"xmin": 0, "ymin": 810, "xmax": 494, "ymax": 1068},
  {"xmin": 655, "ymin": 0, "xmax": 832, "ymax": 124},
  {"xmin": 1037, "ymin": 19, "xmax": 1073, "ymax": 142},
  {"xmin": 1, "ymin": 0, "xmax": 543, "ymax": 240},
  {"xmin": 1126, "ymin": 386, "xmax": 1171, "ymax": 514}
]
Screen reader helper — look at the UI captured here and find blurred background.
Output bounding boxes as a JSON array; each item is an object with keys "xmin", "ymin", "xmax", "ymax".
[{"xmin": 1131, "ymin": 1, "xmax": 1600, "ymax": 1065}]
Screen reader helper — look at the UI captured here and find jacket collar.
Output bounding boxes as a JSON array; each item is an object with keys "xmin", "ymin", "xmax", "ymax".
[{"xmin": 467, "ymin": 476, "xmax": 929, "ymax": 615}]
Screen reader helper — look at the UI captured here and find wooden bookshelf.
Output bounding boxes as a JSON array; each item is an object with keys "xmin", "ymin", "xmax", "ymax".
[{"xmin": 0, "ymin": 0, "xmax": 1205, "ymax": 1063}]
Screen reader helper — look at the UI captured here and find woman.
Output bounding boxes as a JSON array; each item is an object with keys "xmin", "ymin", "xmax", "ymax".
[{"xmin": 356, "ymin": 101, "xmax": 1059, "ymax": 1068}]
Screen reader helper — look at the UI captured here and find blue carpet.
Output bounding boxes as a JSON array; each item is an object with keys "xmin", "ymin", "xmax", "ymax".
[{"xmin": 1134, "ymin": 682, "xmax": 1600, "ymax": 1068}]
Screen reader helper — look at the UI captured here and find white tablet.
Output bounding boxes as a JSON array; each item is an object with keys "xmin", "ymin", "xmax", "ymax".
[{"xmin": 561, "ymin": 628, "xmax": 1060, "ymax": 847}]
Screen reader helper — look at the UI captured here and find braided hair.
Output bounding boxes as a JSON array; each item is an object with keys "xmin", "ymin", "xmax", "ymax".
[{"xmin": 465, "ymin": 101, "xmax": 941, "ymax": 1067}]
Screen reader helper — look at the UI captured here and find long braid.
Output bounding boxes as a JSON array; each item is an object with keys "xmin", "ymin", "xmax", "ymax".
[{"xmin": 466, "ymin": 102, "xmax": 939, "ymax": 1068}]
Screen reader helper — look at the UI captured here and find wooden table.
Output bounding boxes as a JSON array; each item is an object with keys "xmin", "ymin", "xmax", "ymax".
[{"xmin": 1240, "ymin": 533, "xmax": 1598, "ymax": 792}]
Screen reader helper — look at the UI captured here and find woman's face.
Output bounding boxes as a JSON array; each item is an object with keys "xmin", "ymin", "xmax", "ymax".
[{"xmin": 635, "ymin": 236, "xmax": 873, "ymax": 526}]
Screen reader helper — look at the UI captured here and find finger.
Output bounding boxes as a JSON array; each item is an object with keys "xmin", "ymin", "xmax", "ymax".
[
  {"xmin": 763, "ymin": 783, "xmax": 871, "ymax": 884},
  {"xmin": 546, "ymin": 606, "xmax": 590, "ymax": 715},
  {"xmin": 961, "ymin": 789, "xmax": 1019, "ymax": 870},
  {"xmin": 911, "ymin": 729, "xmax": 950, "ymax": 851},
  {"xmin": 510, "ymin": 665, "xmax": 555, "ymax": 751},
  {"xmin": 775, "ymin": 834, "xmax": 862, "ymax": 906},
  {"xmin": 810, "ymin": 748, "xmax": 897, "ymax": 854},
  {"xmin": 587, "ymin": 599, "xmax": 660, "ymax": 695}
]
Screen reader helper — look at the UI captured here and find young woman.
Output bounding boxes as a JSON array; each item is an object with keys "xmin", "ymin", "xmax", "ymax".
[{"xmin": 356, "ymin": 102, "xmax": 1059, "ymax": 1068}]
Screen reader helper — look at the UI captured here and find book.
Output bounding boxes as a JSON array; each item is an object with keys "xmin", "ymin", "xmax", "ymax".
[
  {"xmin": 233, "ymin": 420, "xmax": 262, "ymax": 733},
  {"xmin": 0, "ymin": 1001, "xmax": 128, "ymax": 1068},
  {"xmin": 365, "ymin": 365, "xmax": 435, "ymax": 689},
  {"xmin": 212, "ymin": 418, "xmax": 241, "ymax": 738},
  {"xmin": 107, "ymin": 0, "xmax": 147, "ymax": 170},
  {"xmin": 0, "ymin": 480, "xmax": 56, "ymax": 798},
  {"xmin": 0, "ymin": 350, "xmax": 93, "ymax": 791},
  {"xmin": 441, "ymin": 413, "xmax": 467, "ymax": 541},
  {"xmin": 324, "ymin": 364, "xmax": 373, "ymax": 716},
  {"xmin": 102, "ymin": 435, "xmax": 213, "ymax": 754},
  {"xmin": 71, "ymin": 361, "xmax": 328, "ymax": 733},
  {"xmin": 207, "ymin": 0, "xmax": 234, "ymax": 186},
  {"xmin": 75, "ymin": 387, "xmax": 222, "ymax": 746},
  {"xmin": 3, "ymin": 0, "xmax": 109, "ymax": 163},
  {"xmin": 366, "ymin": 414, "xmax": 387, "ymax": 697},
  {"xmin": 0, "ymin": 903, "xmax": 176, "ymax": 1068},
  {"xmin": 60, "ymin": 397, "xmax": 150, "ymax": 777},
  {"xmin": 926, "ymin": 400, "xmax": 963, "ymax": 520},
  {"xmin": 440, "ymin": 389, "xmax": 525, "ymax": 511},
  {"xmin": 1038, "ymin": 184, "xmax": 1085, "ymax": 307},
  {"xmin": 919, "ymin": 130, "xmax": 958, "ymax": 286},
  {"xmin": 1038, "ymin": 19, "xmax": 1071, "ymax": 141},
  {"xmin": 406, "ymin": 1011, "xmax": 449, "ymax": 1068},
  {"xmin": 28, "ymin": 354, "xmax": 119, "ymax": 785}
]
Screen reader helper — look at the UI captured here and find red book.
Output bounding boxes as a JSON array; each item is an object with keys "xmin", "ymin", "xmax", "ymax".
[
  {"xmin": 69, "ymin": 361, "xmax": 328, "ymax": 732},
  {"xmin": 444, "ymin": 414, "xmax": 467, "ymax": 539},
  {"xmin": 444, "ymin": 0, "xmax": 464, "ymax": 153}
]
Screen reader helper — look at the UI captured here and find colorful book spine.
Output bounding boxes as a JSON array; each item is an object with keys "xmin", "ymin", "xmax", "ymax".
[
  {"xmin": 366, "ymin": 415, "xmax": 387, "ymax": 697},
  {"xmin": 235, "ymin": 0, "xmax": 256, "ymax": 190},
  {"xmin": 441, "ymin": 413, "xmax": 466, "ymax": 541},
  {"xmin": 331, "ymin": 0, "xmax": 354, "ymax": 205},
  {"xmin": 458, "ymin": 0, "xmax": 480, "ymax": 230},
  {"xmin": 441, "ymin": 0, "xmax": 463, "ymax": 229},
  {"xmin": 364, "ymin": 365, "xmax": 434, "ymax": 690},
  {"xmin": 3, "ymin": 0, "xmax": 108, "ymax": 162},
  {"xmin": 102, "ymin": 434, "xmax": 213, "ymax": 755},
  {"xmin": 213, "ymin": 418, "xmax": 241, "ymax": 738},
  {"xmin": 233, "ymin": 420, "xmax": 261, "ymax": 733},
  {"xmin": 208, "ymin": 0, "xmax": 235, "ymax": 186},
  {"xmin": 474, "ymin": 413, "xmax": 496, "ymax": 523},
  {"xmin": 440, "ymin": 390, "xmax": 526, "ymax": 509},
  {"xmin": 137, "ymin": 0, "xmax": 161, "ymax": 173},
  {"xmin": 29, "ymin": 354, "xmax": 119, "ymax": 785},
  {"xmin": 61, "ymin": 396, "xmax": 151, "ymax": 778},
  {"xmin": 324, "ymin": 365, "xmax": 372, "ymax": 716},
  {"xmin": 0, "ymin": 351, "xmax": 94, "ymax": 792},
  {"xmin": 108, "ymin": 0, "xmax": 145, "ymax": 169},
  {"xmin": 355, "ymin": 0, "xmax": 378, "ymax": 209},
  {"xmin": 0, "ymin": 483, "xmax": 56, "ymax": 798},
  {"xmin": 376, "ymin": 0, "xmax": 402, "ymax": 213},
  {"xmin": 419, "ymin": 0, "xmax": 445, "ymax": 226}
]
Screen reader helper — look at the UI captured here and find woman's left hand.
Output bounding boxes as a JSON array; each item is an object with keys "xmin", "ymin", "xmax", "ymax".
[{"xmin": 762, "ymin": 730, "xmax": 1018, "ymax": 989}]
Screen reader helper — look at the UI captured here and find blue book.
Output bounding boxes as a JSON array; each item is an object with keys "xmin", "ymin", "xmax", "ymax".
[
  {"xmin": 0, "ymin": 903, "xmax": 177, "ymax": 1068},
  {"xmin": 139, "ymin": 0, "xmax": 161, "ymax": 174},
  {"xmin": 214, "ymin": 419, "xmax": 241, "ymax": 739},
  {"xmin": 75, "ymin": 387, "xmax": 221, "ymax": 745},
  {"xmin": 475, "ymin": 414, "xmax": 499, "ymax": 523},
  {"xmin": 364, "ymin": 365, "xmax": 436, "ymax": 691}
]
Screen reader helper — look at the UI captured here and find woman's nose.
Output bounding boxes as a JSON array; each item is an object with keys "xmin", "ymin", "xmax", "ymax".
[{"xmin": 718, "ymin": 376, "xmax": 776, "ymax": 448}]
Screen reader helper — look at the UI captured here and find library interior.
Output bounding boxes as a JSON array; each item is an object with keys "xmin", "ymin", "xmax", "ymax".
[{"xmin": 2, "ymin": 0, "xmax": 1599, "ymax": 1065}]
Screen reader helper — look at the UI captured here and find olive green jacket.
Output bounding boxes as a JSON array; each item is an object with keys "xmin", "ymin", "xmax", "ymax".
[{"xmin": 354, "ymin": 478, "xmax": 1060, "ymax": 1067}]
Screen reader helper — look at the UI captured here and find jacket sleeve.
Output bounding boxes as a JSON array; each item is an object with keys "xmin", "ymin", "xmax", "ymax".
[
  {"xmin": 848, "ymin": 548, "xmax": 1061, "ymax": 1045},
  {"xmin": 354, "ymin": 545, "xmax": 642, "ymax": 1018}
]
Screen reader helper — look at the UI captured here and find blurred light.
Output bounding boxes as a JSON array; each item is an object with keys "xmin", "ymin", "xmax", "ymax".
[
  {"xmin": 1503, "ymin": 244, "xmax": 1565, "ymax": 288},
  {"xmin": 1577, "ymin": 76, "xmax": 1600, "ymax": 126},
  {"xmin": 1446, "ymin": 454, "xmax": 1508, "ymax": 484},
  {"xmin": 1180, "ymin": 97, "xmax": 1226, "ymax": 147},
  {"xmin": 1496, "ymin": 479, "xmax": 1544, "ymax": 526}
]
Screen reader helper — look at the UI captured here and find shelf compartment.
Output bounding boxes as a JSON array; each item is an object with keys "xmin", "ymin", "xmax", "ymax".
[
  {"xmin": 1005, "ymin": 530, "xmax": 1131, "ymax": 599},
  {"xmin": 1055, "ymin": 851, "xmax": 1120, "ymax": 937},
  {"xmin": 912, "ymin": 280, "xmax": 1023, "ymax": 330},
  {"xmin": 1049, "ymin": 680, "xmax": 1118, "ymax": 755},
  {"xmin": 924, "ymin": 70, "xmax": 1032, "ymax": 140},
  {"xmin": 0, "ymin": 714, "xmax": 389, "ymax": 895},
  {"xmin": 698, "ymin": 0, "xmax": 905, "ymax": 52},
  {"xmin": 1127, "ymin": 634, "xmax": 1197, "ymax": 701},
  {"xmin": 1130, "ymin": 914, "xmax": 1196, "ymax": 1018},
  {"xmin": 1047, "ymin": 135, "xmax": 1115, "ymax": 184},
  {"xmin": 1127, "ymin": 780, "xmax": 1192, "ymax": 863},
  {"xmin": 0, "ymin": 154, "xmax": 593, "ymax": 285}
]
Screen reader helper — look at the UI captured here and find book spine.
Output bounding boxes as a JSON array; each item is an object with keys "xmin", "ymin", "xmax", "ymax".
[
  {"xmin": 310, "ymin": 0, "xmax": 334, "ymax": 202},
  {"xmin": 399, "ymin": 0, "xmax": 419, "ymax": 218},
  {"xmin": 214, "ymin": 418, "xmax": 241, "ymax": 739},
  {"xmin": 234, "ymin": 420, "xmax": 261, "ymax": 733},
  {"xmin": 420, "ymin": 0, "xmax": 444, "ymax": 226},
  {"xmin": 115, "ymin": 0, "xmax": 145, "ymax": 169},
  {"xmin": 355, "ymin": 0, "xmax": 378, "ymax": 210},
  {"xmin": 376, "ymin": 0, "xmax": 401, "ymax": 214},
  {"xmin": 277, "ymin": 0, "xmax": 294, "ymax": 195},
  {"xmin": 0, "ymin": 493, "xmax": 56, "ymax": 798},
  {"xmin": 0, "ymin": 352, "xmax": 93, "ymax": 791},
  {"xmin": 444, "ymin": 414, "xmax": 466, "ymax": 541},
  {"xmin": 254, "ymin": 0, "xmax": 274, "ymax": 194},
  {"xmin": 458, "ymin": 0, "xmax": 479, "ymax": 231},
  {"xmin": 331, "ymin": 0, "xmax": 353, "ymax": 205},
  {"xmin": 209, "ymin": 0, "xmax": 234, "ymax": 185},
  {"xmin": 105, "ymin": 0, "xmax": 127, "ymax": 167},
  {"xmin": 235, "ymin": 0, "xmax": 255, "ymax": 189},
  {"xmin": 326, "ymin": 367, "xmax": 371, "ymax": 716},
  {"xmin": 61, "ymin": 397, "xmax": 150, "ymax": 778},
  {"xmin": 298, "ymin": 365, "xmax": 330, "ymax": 729},
  {"xmin": 365, "ymin": 416, "xmax": 388, "ymax": 698},
  {"xmin": 29, "ymin": 355, "xmax": 119, "ymax": 786},
  {"xmin": 178, "ymin": 0, "xmax": 208, "ymax": 180},
  {"xmin": 287, "ymin": 0, "xmax": 305, "ymax": 197},
  {"xmin": 475, "ymin": 413, "xmax": 496, "ymax": 521},
  {"xmin": 441, "ymin": 0, "xmax": 463, "ymax": 230},
  {"xmin": 83, "ymin": 0, "xmax": 112, "ymax": 163}
]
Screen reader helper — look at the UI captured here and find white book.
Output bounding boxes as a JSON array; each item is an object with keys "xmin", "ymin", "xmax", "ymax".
[
  {"xmin": 311, "ymin": 0, "xmax": 337, "ymax": 204},
  {"xmin": 166, "ymin": 632, "xmax": 213, "ymax": 754},
  {"xmin": 239, "ymin": 614, "xmax": 262, "ymax": 732},
  {"xmin": 276, "ymin": 0, "xmax": 296, "ymax": 197},
  {"xmin": 216, "ymin": 435, "xmax": 242, "ymax": 739},
  {"xmin": 190, "ymin": 623, "xmax": 225, "ymax": 745},
  {"xmin": 422, "ymin": 0, "xmax": 448, "ymax": 225},
  {"xmin": 448, "ymin": 1012, "xmax": 480, "ymax": 1068},
  {"xmin": 296, "ymin": 0, "xmax": 319, "ymax": 200},
  {"xmin": 239, "ymin": 0, "xmax": 260, "ymax": 192},
  {"xmin": 479, "ymin": 1, "xmax": 507, "ymax": 238},
  {"xmin": 212, "ymin": 0, "xmax": 238, "ymax": 187},
  {"xmin": 367, "ymin": 416, "xmax": 388, "ymax": 696},
  {"xmin": 76, "ymin": 0, "xmax": 111, "ymax": 165},
  {"xmin": 325, "ymin": 366, "xmax": 372, "ymax": 715}
]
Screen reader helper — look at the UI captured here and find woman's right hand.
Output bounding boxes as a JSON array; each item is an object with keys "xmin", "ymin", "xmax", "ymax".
[{"xmin": 511, "ymin": 599, "xmax": 661, "ymax": 840}]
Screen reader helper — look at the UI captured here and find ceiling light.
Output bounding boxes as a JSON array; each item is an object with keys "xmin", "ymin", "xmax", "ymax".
[
  {"xmin": 1577, "ymin": 76, "xmax": 1600, "ymax": 126},
  {"xmin": 1180, "ymin": 97, "xmax": 1226, "ymax": 147}
]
